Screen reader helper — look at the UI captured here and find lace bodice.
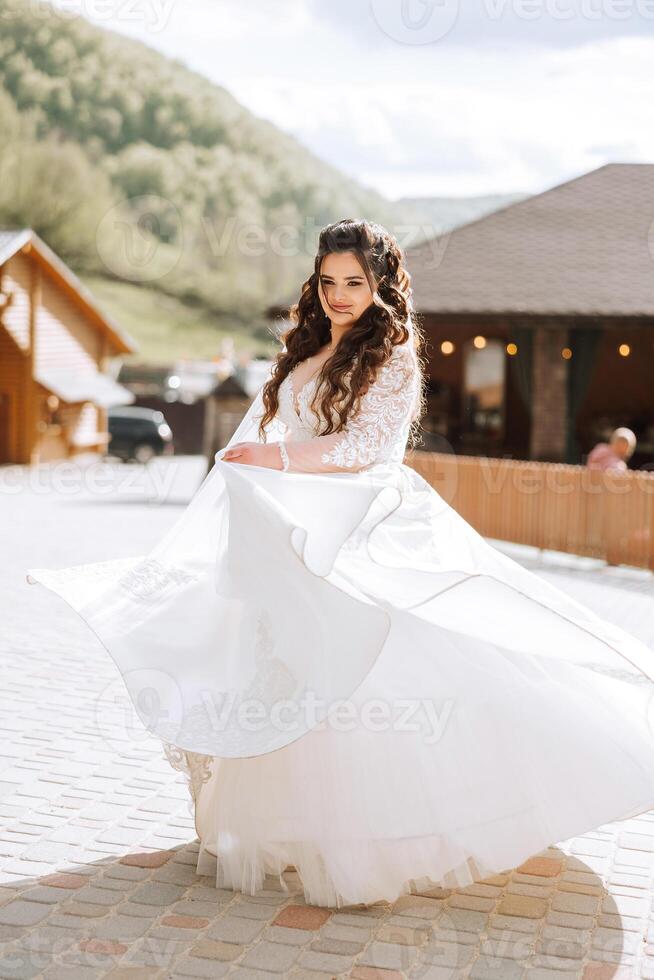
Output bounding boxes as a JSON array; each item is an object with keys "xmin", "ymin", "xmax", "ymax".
[{"xmin": 276, "ymin": 339, "xmax": 419, "ymax": 473}]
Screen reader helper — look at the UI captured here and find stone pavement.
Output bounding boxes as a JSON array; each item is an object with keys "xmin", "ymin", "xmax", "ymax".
[{"xmin": 2, "ymin": 455, "xmax": 654, "ymax": 980}]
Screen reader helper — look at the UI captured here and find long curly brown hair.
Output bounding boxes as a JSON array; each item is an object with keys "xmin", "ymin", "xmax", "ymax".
[{"xmin": 259, "ymin": 218, "xmax": 427, "ymax": 443}]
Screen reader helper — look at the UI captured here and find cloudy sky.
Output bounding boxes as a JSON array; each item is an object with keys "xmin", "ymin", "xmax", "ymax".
[{"xmin": 51, "ymin": 0, "xmax": 654, "ymax": 200}]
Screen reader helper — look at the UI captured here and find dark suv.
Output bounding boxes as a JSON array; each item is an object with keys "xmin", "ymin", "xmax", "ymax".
[{"xmin": 107, "ymin": 407, "xmax": 174, "ymax": 463}]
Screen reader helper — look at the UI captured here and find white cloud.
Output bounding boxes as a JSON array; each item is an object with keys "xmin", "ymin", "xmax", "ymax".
[{"xmin": 47, "ymin": 0, "xmax": 654, "ymax": 198}]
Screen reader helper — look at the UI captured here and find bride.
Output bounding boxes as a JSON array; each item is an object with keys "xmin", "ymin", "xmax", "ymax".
[{"xmin": 27, "ymin": 218, "xmax": 654, "ymax": 909}]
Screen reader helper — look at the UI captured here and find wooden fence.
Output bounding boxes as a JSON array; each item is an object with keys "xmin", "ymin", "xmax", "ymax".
[{"xmin": 405, "ymin": 451, "xmax": 654, "ymax": 572}]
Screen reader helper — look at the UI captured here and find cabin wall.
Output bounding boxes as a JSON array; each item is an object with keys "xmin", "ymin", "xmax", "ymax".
[
  {"xmin": 36, "ymin": 271, "xmax": 101, "ymax": 373},
  {"xmin": 1, "ymin": 253, "xmax": 31, "ymax": 353},
  {"xmin": 0, "ymin": 324, "xmax": 28, "ymax": 463}
]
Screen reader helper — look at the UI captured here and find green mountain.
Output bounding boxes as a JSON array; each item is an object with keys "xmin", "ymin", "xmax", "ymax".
[
  {"xmin": 0, "ymin": 0, "xmax": 406, "ymax": 333},
  {"xmin": 0, "ymin": 0, "xmax": 522, "ymax": 360}
]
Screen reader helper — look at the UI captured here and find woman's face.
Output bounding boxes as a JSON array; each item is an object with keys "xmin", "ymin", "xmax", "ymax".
[{"xmin": 317, "ymin": 251, "xmax": 375, "ymax": 327}]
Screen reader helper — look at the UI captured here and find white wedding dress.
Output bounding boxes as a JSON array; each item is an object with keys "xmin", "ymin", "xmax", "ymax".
[{"xmin": 26, "ymin": 321, "xmax": 654, "ymax": 908}]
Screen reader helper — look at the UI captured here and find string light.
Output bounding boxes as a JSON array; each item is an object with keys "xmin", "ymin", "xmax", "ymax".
[
  {"xmin": 618, "ymin": 343, "xmax": 631, "ymax": 357},
  {"xmin": 473, "ymin": 335, "xmax": 486, "ymax": 349},
  {"xmin": 506, "ymin": 343, "xmax": 518, "ymax": 356},
  {"xmin": 440, "ymin": 340, "xmax": 455, "ymax": 355},
  {"xmin": 561, "ymin": 348, "xmax": 572, "ymax": 360}
]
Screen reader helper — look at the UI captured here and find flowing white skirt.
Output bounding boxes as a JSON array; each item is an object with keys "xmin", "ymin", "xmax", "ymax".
[{"xmin": 26, "ymin": 457, "xmax": 654, "ymax": 908}]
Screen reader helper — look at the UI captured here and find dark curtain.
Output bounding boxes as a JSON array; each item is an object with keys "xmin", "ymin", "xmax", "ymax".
[
  {"xmin": 507, "ymin": 326, "xmax": 533, "ymax": 413},
  {"xmin": 565, "ymin": 327, "xmax": 602, "ymax": 463}
]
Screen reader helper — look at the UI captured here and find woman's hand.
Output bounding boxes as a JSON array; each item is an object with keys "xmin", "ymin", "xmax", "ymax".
[{"xmin": 220, "ymin": 442, "xmax": 284, "ymax": 469}]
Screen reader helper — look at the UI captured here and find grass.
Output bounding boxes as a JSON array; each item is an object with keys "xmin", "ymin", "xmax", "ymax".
[{"xmin": 81, "ymin": 274, "xmax": 274, "ymax": 364}]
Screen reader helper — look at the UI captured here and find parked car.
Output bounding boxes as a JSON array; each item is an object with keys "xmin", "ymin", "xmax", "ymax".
[{"xmin": 106, "ymin": 407, "xmax": 174, "ymax": 463}]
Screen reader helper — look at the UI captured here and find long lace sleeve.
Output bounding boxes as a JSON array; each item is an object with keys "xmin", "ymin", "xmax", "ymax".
[{"xmin": 283, "ymin": 341, "xmax": 419, "ymax": 474}]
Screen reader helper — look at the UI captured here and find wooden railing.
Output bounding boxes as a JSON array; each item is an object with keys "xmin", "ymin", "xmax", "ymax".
[{"xmin": 405, "ymin": 451, "xmax": 654, "ymax": 572}]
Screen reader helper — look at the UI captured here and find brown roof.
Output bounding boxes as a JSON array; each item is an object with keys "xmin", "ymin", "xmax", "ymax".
[
  {"xmin": 0, "ymin": 228, "xmax": 138, "ymax": 353},
  {"xmin": 407, "ymin": 163, "xmax": 654, "ymax": 319}
]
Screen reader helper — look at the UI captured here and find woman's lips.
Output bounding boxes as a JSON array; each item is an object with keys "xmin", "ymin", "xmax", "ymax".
[{"xmin": 333, "ymin": 305, "xmax": 352, "ymax": 311}]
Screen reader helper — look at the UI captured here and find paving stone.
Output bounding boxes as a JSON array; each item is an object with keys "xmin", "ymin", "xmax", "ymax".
[
  {"xmin": 309, "ymin": 935, "xmax": 364, "ymax": 956},
  {"xmin": 74, "ymin": 885, "xmax": 126, "ymax": 906},
  {"xmin": 497, "ymin": 894, "xmax": 549, "ymax": 919},
  {"xmin": 481, "ymin": 933, "xmax": 534, "ymax": 959},
  {"xmin": 119, "ymin": 851, "xmax": 174, "ymax": 869},
  {"xmin": 582, "ymin": 965, "xmax": 634, "ymax": 979},
  {"xmin": 351, "ymin": 968, "xmax": 405, "ymax": 980},
  {"xmin": 90, "ymin": 914, "xmax": 154, "ymax": 940},
  {"xmin": 241, "ymin": 939, "xmax": 300, "ymax": 971},
  {"xmin": 535, "ymin": 936, "xmax": 586, "ymax": 960},
  {"xmin": 169, "ymin": 900, "xmax": 223, "ymax": 919},
  {"xmin": 40, "ymin": 873, "xmax": 89, "ymax": 889},
  {"xmin": 438, "ymin": 907, "xmax": 489, "ymax": 933},
  {"xmin": 0, "ymin": 900, "xmax": 51, "ymax": 926},
  {"xmin": 508, "ymin": 881, "xmax": 556, "ymax": 899},
  {"xmin": 61, "ymin": 902, "xmax": 112, "ymax": 919},
  {"xmin": 287, "ymin": 970, "xmax": 337, "ymax": 980},
  {"xmin": 428, "ymin": 927, "xmax": 480, "ymax": 948},
  {"xmin": 229, "ymin": 900, "xmax": 276, "ymax": 920},
  {"xmin": 120, "ymin": 936, "xmax": 191, "ymax": 968},
  {"xmin": 119, "ymin": 901, "xmax": 162, "ymax": 919},
  {"xmin": 322, "ymin": 921, "xmax": 372, "ymax": 944},
  {"xmin": 19, "ymin": 885, "xmax": 73, "ymax": 905},
  {"xmin": 104, "ymin": 967, "xmax": 163, "ymax": 979},
  {"xmin": 152, "ymin": 863, "xmax": 199, "ymax": 887},
  {"xmin": 78, "ymin": 938, "xmax": 130, "ymax": 956},
  {"xmin": 392, "ymin": 895, "xmax": 442, "ymax": 918},
  {"xmin": 375, "ymin": 922, "xmax": 432, "ymax": 946},
  {"xmin": 129, "ymin": 882, "xmax": 187, "ymax": 906},
  {"xmin": 272, "ymin": 904, "xmax": 331, "ymax": 930},
  {"xmin": 518, "ymin": 857, "xmax": 565, "ymax": 877},
  {"xmin": 264, "ymin": 924, "xmax": 313, "ymax": 946},
  {"xmin": 160, "ymin": 914, "xmax": 210, "ymax": 930},
  {"xmin": 419, "ymin": 937, "xmax": 476, "ymax": 967},
  {"xmin": 188, "ymin": 939, "xmax": 243, "ymax": 961},
  {"xmin": 165, "ymin": 954, "xmax": 230, "ymax": 977},
  {"xmin": 329, "ymin": 912, "xmax": 376, "ymax": 930},
  {"xmin": 386, "ymin": 913, "xmax": 436, "ymax": 930},
  {"xmin": 448, "ymin": 893, "xmax": 496, "ymax": 912},
  {"xmin": 183, "ymin": 886, "xmax": 234, "ymax": 904},
  {"xmin": 524, "ymin": 969, "xmax": 582, "ymax": 979},
  {"xmin": 206, "ymin": 915, "xmax": 264, "ymax": 944},
  {"xmin": 590, "ymin": 926, "xmax": 640, "ymax": 955},
  {"xmin": 43, "ymin": 966, "xmax": 106, "ymax": 980},
  {"xmin": 0, "ymin": 950, "xmax": 54, "ymax": 979},
  {"xmin": 297, "ymin": 947, "xmax": 358, "ymax": 973},
  {"xmin": 228, "ymin": 969, "xmax": 283, "ymax": 980},
  {"xmin": 547, "ymin": 910, "xmax": 595, "ymax": 930},
  {"xmin": 551, "ymin": 892, "xmax": 600, "ymax": 916},
  {"xmin": 469, "ymin": 953, "xmax": 525, "ymax": 979},
  {"xmin": 357, "ymin": 940, "xmax": 418, "ymax": 971}
]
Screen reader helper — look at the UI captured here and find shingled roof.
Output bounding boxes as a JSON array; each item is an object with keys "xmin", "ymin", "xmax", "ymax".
[
  {"xmin": 0, "ymin": 227, "xmax": 137, "ymax": 353},
  {"xmin": 407, "ymin": 163, "xmax": 654, "ymax": 319}
]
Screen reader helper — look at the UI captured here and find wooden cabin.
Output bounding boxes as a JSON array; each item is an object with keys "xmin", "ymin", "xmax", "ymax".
[{"xmin": 0, "ymin": 229, "xmax": 137, "ymax": 464}]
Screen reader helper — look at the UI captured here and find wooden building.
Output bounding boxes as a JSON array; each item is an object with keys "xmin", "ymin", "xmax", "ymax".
[
  {"xmin": 406, "ymin": 163, "xmax": 654, "ymax": 464},
  {"xmin": 267, "ymin": 163, "xmax": 654, "ymax": 465},
  {"xmin": 0, "ymin": 228, "xmax": 137, "ymax": 464}
]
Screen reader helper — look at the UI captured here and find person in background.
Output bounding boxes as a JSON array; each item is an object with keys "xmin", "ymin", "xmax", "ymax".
[{"xmin": 586, "ymin": 427, "xmax": 637, "ymax": 472}]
